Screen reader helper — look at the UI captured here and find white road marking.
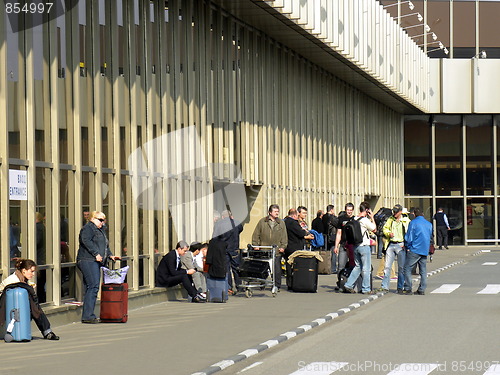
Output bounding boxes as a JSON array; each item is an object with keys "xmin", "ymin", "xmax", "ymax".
[
  {"xmin": 387, "ymin": 363, "xmax": 439, "ymax": 374},
  {"xmin": 289, "ymin": 362, "xmax": 348, "ymax": 374},
  {"xmin": 482, "ymin": 262, "xmax": 498, "ymax": 266},
  {"xmin": 478, "ymin": 284, "xmax": 500, "ymax": 294},
  {"xmin": 484, "ymin": 364, "xmax": 500, "ymax": 374},
  {"xmin": 238, "ymin": 362, "xmax": 263, "ymax": 373},
  {"xmin": 430, "ymin": 284, "xmax": 461, "ymax": 294}
]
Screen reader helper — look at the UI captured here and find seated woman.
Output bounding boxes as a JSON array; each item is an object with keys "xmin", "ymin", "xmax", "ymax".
[{"xmin": 0, "ymin": 259, "xmax": 60, "ymax": 340}]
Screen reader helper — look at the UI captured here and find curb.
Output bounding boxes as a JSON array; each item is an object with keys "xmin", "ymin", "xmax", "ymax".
[
  {"xmin": 191, "ymin": 255, "xmax": 478, "ymax": 375},
  {"xmin": 191, "ymin": 293, "xmax": 382, "ymax": 375}
]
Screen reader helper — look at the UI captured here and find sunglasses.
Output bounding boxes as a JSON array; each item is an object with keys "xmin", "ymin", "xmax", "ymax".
[{"xmin": 96, "ymin": 218, "xmax": 106, "ymax": 222}]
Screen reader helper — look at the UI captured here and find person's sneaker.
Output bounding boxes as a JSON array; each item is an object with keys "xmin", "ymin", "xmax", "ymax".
[
  {"xmin": 361, "ymin": 290, "xmax": 376, "ymax": 295},
  {"xmin": 192, "ymin": 294, "xmax": 207, "ymax": 303},
  {"xmin": 401, "ymin": 290, "xmax": 413, "ymax": 295},
  {"xmin": 438, "ymin": 246, "xmax": 442, "ymax": 250},
  {"xmin": 44, "ymin": 332, "xmax": 60, "ymax": 340},
  {"xmin": 81, "ymin": 318, "xmax": 100, "ymax": 324},
  {"xmin": 376, "ymin": 288, "xmax": 389, "ymax": 293},
  {"xmin": 343, "ymin": 287, "xmax": 356, "ymax": 294},
  {"xmin": 415, "ymin": 290, "xmax": 425, "ymax": 295},
  {"xmin": 397, "ymin": 288, "xmax": 403, "ymax": 294},
  {"xmin": 444, "ymin": 246, "xmax": 449, "ymax": 249}
]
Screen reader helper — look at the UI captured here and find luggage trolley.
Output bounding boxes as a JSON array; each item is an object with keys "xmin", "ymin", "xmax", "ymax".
[{"xmin": 237, "ymin": 245, "xmax": 278, "ymax": 298}]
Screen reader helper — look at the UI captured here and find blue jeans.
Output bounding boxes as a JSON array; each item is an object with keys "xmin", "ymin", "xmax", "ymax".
[
  {"xmin": 403, "ymin": 250, "xmax": 427, "ymax": 292},
  {"xmin": 381, "ymin": 242, "xmax": 406, "ymax": 290},
  {"xmin": 345, "ymin": 245, "xmax": 372, "ymax": 293},
  {"xmin": 78, "ymin": 260, "xmax": 101, "ymax": 321}
]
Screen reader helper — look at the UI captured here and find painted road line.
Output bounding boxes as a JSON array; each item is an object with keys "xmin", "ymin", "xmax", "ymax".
[
  {"xmin": 477, "ymin": 284, "xmax": 500, "ymax": 294},
  {"xmin": 238, "ymin": 362, "xmax": 263, "ymax": 373},
  {"xmin": 482, "ymin": 262, "xmax": 498, "ymax": 266},
  {"xmin": 431, "ymin": 284, "xmax": 461, "ymax": 294},
  {"xmin": 387, "ymin": 363, "xmax": 439, "ymax": 375},
  {"xmin": 484, "ymin": 364, "xmax": 500, "ymax": 374},
  {"xmin": 289, "ymin": 362, "xmax": 349, "ymax": 374}
]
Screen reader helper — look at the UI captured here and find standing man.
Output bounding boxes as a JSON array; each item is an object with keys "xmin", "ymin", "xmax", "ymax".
[
  {"xmin": 322, "ymin": 205, "xmax": 339, "ymax": 273},
  {"xmin": 377, "ymin": 204, "xmax": 410, "ymax": 293},
  {"xmin": 334, "ymin": 203, "xmax": 355, "ymax": 271},
  {"xmin": 284, "ymin": 208, "xmax": 314, "ymax": 287},
  {"xmin": 402, "ymin": 207, "xmax": 433, "ymax": 295},
  {"xmin": 252, "ymin": 205, "xmax": 288, "ymax": 291},
  {"xmin": 311, "ymin": 210, "xmax": 325, "ymax": 235},
  {"xmin": 213, "ymin": 210, "xmax": 243, "ymax": 295},
  {"xmin": 343, "ymin": 202, "xmax": 376, "ymax": 295},
  {"xmin": 433, "ymin": 207, "xmax": 450, "ymax": 249}
]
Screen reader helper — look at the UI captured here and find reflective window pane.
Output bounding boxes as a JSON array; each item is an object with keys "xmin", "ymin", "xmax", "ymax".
[
  {"xmin": 404, "ymin": 116, "xmax": 431, "ymax": 195},
  {"xmin": 436, "ymin": 198, "xmax": 464, "ymax": 246},
  {"xmin": 435, "ymin": 115, "xmax": 462, "ymax": 196},
  {"xmin": 467, "ymin": 198, "xmax": 494, "ymax": 242},
  {"xmin": 465, "ymin": 115, "xmax": 492, "ymax": 196},
  {"xmin": 404, "ymin": 197, "xmax": 432, "ymax": 222}
]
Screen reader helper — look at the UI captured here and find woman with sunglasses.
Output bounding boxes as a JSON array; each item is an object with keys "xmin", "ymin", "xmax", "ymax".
[{"xmin": 77, "ymin": 211, "xmax": 120, "ymax": 324}]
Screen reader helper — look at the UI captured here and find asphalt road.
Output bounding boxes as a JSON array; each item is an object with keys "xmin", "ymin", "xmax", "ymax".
[{"xmin": 224, "ymin": 251, "xmax": 500, "ymax": 375}]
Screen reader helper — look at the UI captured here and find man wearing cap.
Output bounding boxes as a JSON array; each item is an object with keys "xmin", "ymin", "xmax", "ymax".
[
  {"xmin": 378, "ymin": 204, "xmax": 410, "ymax": 293},
  {"xmin": 156, "ymin": 241, "xmax": 206, "ymax": 303}
]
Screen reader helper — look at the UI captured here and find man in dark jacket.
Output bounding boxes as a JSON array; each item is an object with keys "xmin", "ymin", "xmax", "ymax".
[
  {"xmin": 213, "ymin": 210, "xmax": 243, "ymax": 294},
  {"xmin": 322, "ymin": 204, "xmax": 339, "ymax": 273},
  {"xmin": 284, "ymin": 208, "xmax": 314, "ymax": 288},
  {"xmin": 156, "ymin": 241, "xmax": 206, "ymax": 303}
]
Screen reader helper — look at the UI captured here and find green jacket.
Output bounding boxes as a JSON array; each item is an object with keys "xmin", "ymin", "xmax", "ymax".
[
  {"xmin": 383, "ymin": 215, "xmax": 411, "ymax": 251},
  {"xmin": 252, "ymin": 216, "xmax": 288, "ymax": 250}
]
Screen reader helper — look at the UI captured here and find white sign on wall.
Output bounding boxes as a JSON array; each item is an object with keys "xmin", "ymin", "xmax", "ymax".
[{"xmin": 9, "ymin": 169, "xmax": 28, "ymax": 201}]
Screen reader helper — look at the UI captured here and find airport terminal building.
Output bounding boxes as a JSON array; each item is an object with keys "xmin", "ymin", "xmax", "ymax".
[{"xmin": 0, "ymin": 0, "xmax": 499, "ymax": 309}]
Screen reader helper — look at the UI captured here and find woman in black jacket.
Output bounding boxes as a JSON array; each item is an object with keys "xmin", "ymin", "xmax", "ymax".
[
  {"xmin": 206, "ymin": 236, "xmax": 228, "ymax": 301},
  {"xmin": 77, "ymin": 211, "xmax": 120, "ymax": 323}
]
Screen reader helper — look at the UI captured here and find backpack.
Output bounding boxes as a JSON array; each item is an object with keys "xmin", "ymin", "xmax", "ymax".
[
  {"xmin": 344, "ymin": 217, "xmax": 365, "ymax": 245},
  {"xmin": 374, "ymin": 207, "xmax": 392, "ymax": 235}
]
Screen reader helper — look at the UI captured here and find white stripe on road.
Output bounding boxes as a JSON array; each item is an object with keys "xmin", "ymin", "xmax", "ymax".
[
  {"xmin": 478, "ymin": 284, "xmax": 500, "ymax": 294},
  {"xmin": 482, "ymin": 262, "xmax": 498, "ymax": 266},
  {"xmin": 387, "ymin": 363, "xmax": 438, "ymax": 375},
  {"xmin": 289, "ymin": 362, "xmax": 348, "ymax": 374},
  {"xmin": 431, "ymin": 284, "xmax": 461, "ymax": 294},
  {"xmin": 484, "ymin": 365, "xmax": 500, "ymax": 374},
  {"xmin": 238, "ymin": 362, "xmax": 263, "ymax": 373}
]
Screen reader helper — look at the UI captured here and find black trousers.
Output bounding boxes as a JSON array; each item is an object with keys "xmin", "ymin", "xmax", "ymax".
[
  {"xmin": 162, "ymin": 274, "xmax": 198, "ymax": 298},
  {"xmin": 436, "ymin": 226, "xmax": 448, "ymax": 248}
]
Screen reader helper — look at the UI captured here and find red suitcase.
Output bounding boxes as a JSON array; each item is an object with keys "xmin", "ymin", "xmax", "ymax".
[{"xmin": 100, "ymin": 283, "xmax": 128, "ymax": 323}]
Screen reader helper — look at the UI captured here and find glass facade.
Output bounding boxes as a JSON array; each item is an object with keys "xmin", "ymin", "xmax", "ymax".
[{"xmin": 405, "ymin": 115, "xmax": 499, "ymax": 245}]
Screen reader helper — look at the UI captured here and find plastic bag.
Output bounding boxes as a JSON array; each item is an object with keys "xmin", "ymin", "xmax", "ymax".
[{"xmin": 101, "ymin": 266, "xmax": 129, "ymax": 284}]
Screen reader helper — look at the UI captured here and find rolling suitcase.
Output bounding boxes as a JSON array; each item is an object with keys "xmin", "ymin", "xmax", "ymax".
[
  {"xmin": 337, "ymin": 265, "xmax": 373, "ymax": 292},
  {"xmin": 291, "ymin": 256, "xmax": 318, "ymax": 292},
  {"xmin": 206, "ymin": 276, "xmax": 228, "ymax": 303},
  {"xmin": 317, "ymin": 250, "xmax": 332, "ymax": 275},
  {"xmin": 100, "ymin": 283, "xmax": 128, "ymax": 323},
  {"xmin": 4, "ymin": 287, "xmax": 31, "ymax": 342}
]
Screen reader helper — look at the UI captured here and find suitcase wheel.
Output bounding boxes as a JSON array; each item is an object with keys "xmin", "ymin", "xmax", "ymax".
[
  {"xmin": 4, "ymin": 333, "xmax": 13, "ymax": 343},
  {"xmin": 245, "ymin": 289, "xmax": 253, "ymax": 298}
]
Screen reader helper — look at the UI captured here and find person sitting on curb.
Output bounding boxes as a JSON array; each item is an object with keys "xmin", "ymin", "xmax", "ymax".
[
  {"xmin": 0, "ymin": 259, "xmax": 60, "ymax": 340},
  {"xmin": 156, "ymin": 241, "xmax": 206, "ymax": 303}
]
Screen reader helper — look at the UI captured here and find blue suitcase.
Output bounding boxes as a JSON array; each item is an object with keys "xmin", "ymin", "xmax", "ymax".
[
  {"xmin": 4, "ymin": 288, "xmax": 32, "ymax": 342},
  {"xmin": 206, "ymin": 276, "xmax": 228, "ymax": 303}
]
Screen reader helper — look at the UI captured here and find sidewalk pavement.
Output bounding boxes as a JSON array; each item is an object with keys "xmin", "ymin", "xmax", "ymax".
[{"xmin": 0, "ymin": 246, "xmax": 490, "ymax": 375}]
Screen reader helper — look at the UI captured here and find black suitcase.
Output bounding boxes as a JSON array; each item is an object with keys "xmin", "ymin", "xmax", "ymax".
[
  {"xmin": 337, "ymin": 266, "xmax": 373, "ymax": 292},
  {"xmin": 291, "ymin": 257, "xmax": 318, "ymax": 292},
  {"xmin": 238, "ymin": 259, "xmax": 270, "ymax": 279}
]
